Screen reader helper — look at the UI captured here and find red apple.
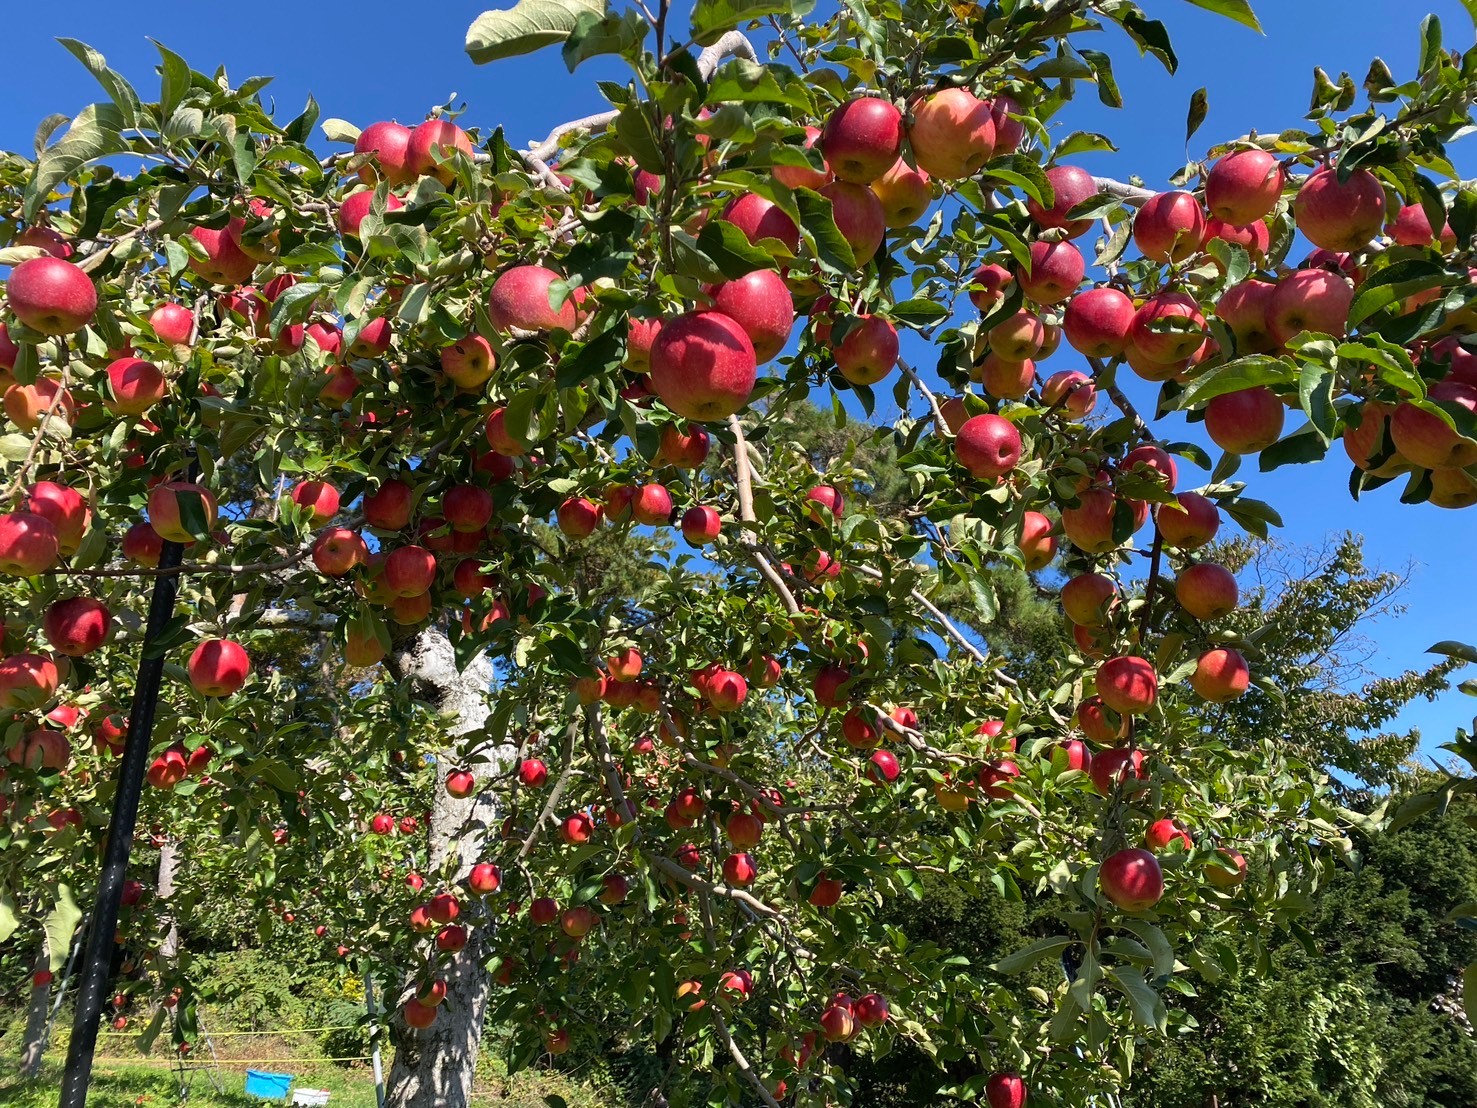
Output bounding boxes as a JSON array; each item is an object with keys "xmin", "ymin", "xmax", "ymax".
[
  {"xmin": 681, "ymin": 505, "xmax": 722, "ymax": 544},
  {"xmin": 5, "ymin": 378, "xmax": 75, "ymax": 432},
  {"xmin": 657, "ymin": 424, "xmax": 710, "ymax": 468},
  {"xmin": 1096, "ymin": 655, "xmax": 1157, "ymax": 715},
  {"xmin": 1146, "ymin": 818, "xmax": 1192, "ymax": 852},
  {"xmin": 1129, "ymin": 291, "xmax": 1205, "ymax": 365},
  {"xmin": 0, "ymin": 512, "xmax": 60, "ymax": 575},
  {"xmin": 711, "ymin": 270, "xmax": 794, "ymax": 363},
  {"xmin": 987, "ymin": 309, "xmax": 1045, "ymax": 361},
  {"xmin": 1061, "ymin": 572, "xmax": 1116, "ymax": 627},
  {"xmin": 871, "ymin": 157, "xmax": 932, "ymax": 228},
  {"xmin": 1133, "ymin": 190, "xmax": 1207, "ymax": 263},
  {"xmin": 1041, "ymin": 370, "xmax": 1095, "ymax": 416},
  {"xmin": 821, "ymin": 98, "xmax": 904, "ymax": 184},
  {"xmin": 1267, "ymin": 269, "xmax": 1353, "ymax": 347},
  {"xmin": 188, "ymin": 223, "xmax": 257, "ymax": 286},
  {"xmin": 1018, "ymin": 510, "xmax": 1057, "ymax": 570},
  {"xmin": 7, "ymin": 257, "xmax": 97, "ymax": 334},
  {"xmin": 1063, "ymin": 287, "xmax": 1135, "ymax": 358},
  {"xmin": 1077, "ymin": 695, "xmax": 1126, "ymax": 745},
  {"xmin": 908, "ymin": 87, "xmax": 995, "ymax": 180},
  {"xmin": 1017, "ymin": 240, "xmax": 1084, "ymax": 304},
  {"xmin": 978, "ymin": 353, "xmax": 1034, "ymax": 400},
  {"xmin": 290, "ymin": 480, "xmax": 340, "ymax": 524},
  {"xmin": 834, "ymin": 315, "xmax": 899, "ymax": 385},
  {"xmin": 447, "ymin": 769, "xmax": 478, "ymax": 800},
  {"xmin": 187, "ymin": 639, "xmax": 250, "ymax": 697},
  {"xmin": 1206, "ymin": 846, "xmax": 1249, "ymax": 888},
  {"xmin": 1295, "ymin": 165, "xmax": 1386, "ymax": 252},
  {"xmin": 1026, "ymin": 165, "xmax": 1098, "ymax": 237},
  {"xmin": 43, "ymin": 597, "xmax": 111, "ymax": 656},
  {"xmin": 488, "ymin": 265, "xmax": 578, "ymax": 333},
  {"xmin": 354, "ymin": 121, "xmax": 415, "ymax": 186},
  {"xmin": 406, "ymin": 119, "xmax": 473, "ymax": 185},
  {"xmin": 1175, "ymin": 563, "xmax": 1238, "ymax": 620},
  {"xmin": 1387, "ymin": 202, "xmax": 1454, "ymax": 248},
  {"xmin": 819, "ymin": 180, "xmax": 887, "ymax": 266},
  {"xmin": 772, "ymin": 125, "xmax": 828, "ymax": 191},
  {"xmin": 1216, "ymin": 279, "xmax": 1278, "ymax": 354},
  {"xmin": 0, "ymin": 653, "xmax": 59, "ymax": 710},
  {"xmin": 1190, "ymin": 647, "xmax": 1251, "ymax": 702},
  {"xmin": 339, "ymin": 189, "xmax": 404, "ymax": 238},
  {"xmin": 968, "ymin": 263, "xmax": 1015, "ymax": 313},
  {"xmin": 984, "ymin": 1071, "xmax": 1027, "ymax": 1108},
  {"xmin": 1099, "ymin": 847, "xmax": 1164, "ymax": 911},
  {"xmin": 1205, "ymin": 148, "xmax": 1284, "ymax": 225},
  {"xmin": 722, "ymin": 852, "xmax": 758, "ymax": 886},
  {"xmin": 364, "ymin": 479, "xmax": 416, "ymax": 530},
  {"xmin": 649, "ymin": 310, "xmax": 757, "ymax": 421},
  {"xmin": 1203, "ymin": 386, "xmax": 1285, "ymax": 454},
  {"xmin": 721, "ymin": 193, "xmax": 800, "ymax": 254},
  {"xmin": 955, "ymin": 414, "xmax": 1023, "ymax": 479},
  {"xmin": 1389, "ymin": 382, "xmax": 1477, "ymax": 470},
  {"xmin": 148, "ymin": 481, "xmax": 217, "ymax": 544},
  {"xmin": 1156, "ymin": 491, "xmax": 1220, "ymax": 549}
]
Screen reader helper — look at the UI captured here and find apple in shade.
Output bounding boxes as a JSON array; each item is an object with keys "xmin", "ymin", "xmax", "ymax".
[
  {"xmin": 1054, "ymin": 739, "xmax": 1091, "ymax": 773},
  {"xmin": 1096, "ymin": 655, "xmax": 1158, "ymax": 715},
  {"xmin": 338, "ymin": 189, "xmax": 404, "ymax": 238},
  {"xmin": 1157, "ymin": 491, "xmax": 1220, "ymax": 549},
  {"xmin": 805, "ymin": 485, "xmax": 845, "ymax": 523},
  {"xmin": 1018, "ymin": 511, "xmax": 1057, "ymax": 570},
  {"xmin": 649, "ymin": 310, "xmax": 757, "ymax": 421},
  {"xmin": 1017, "ymin": 240, "xmax": 1084, "ymax": 304},
  {"xmin": 6, "ymin": 730, "xmax": 70, "ymax": 772},
  {"xmin": 604, "ymin": 484, "xmax": 637, "ymax": 524},
  {"xmin": 1267, "ymin": 269, "xmax": 1353, "ymax": 347},
  {"xmin": 148, "ymin": 481, "xmax": 218, "ymax": 544},
  {"xmin": 978, "ymin": 353, "xmax": 1034, "ymax": 400},
  {"xmin": 866, "ymin": 748, "xmax": 901, "ymax": 784},
  {"xmin": 955, "ymin": 414, "xmax": 1023, "ymax": 479},
  {"xmin": 0, "ymin": 512, "xmax": 60, "ymax": 575},
  {"xmin": 1061, "ymin": 485, "xmax": 1137, "ymax": 555},
  {"xmin": 148, "ymin": 302, "xmax": 195, "ymax": 345},
  {"xmin": 658, "ymin": 423, "xmax": 710, "ymax": 468},
  {"xmin": 626, "ymin": 316, "xmax": 662, "ymax": 373},
  {"xmin": 1204, "ymin": 386, "xmax": 1285, "ymax": 454},
  {"xmin": 364, "ymin": 479, "xmax": 416, "ymax": 530},
  {"xmin": 968, "ymin": 263, "xmax": 1015, "ymax": 312},
  {"xmin": 985, "ymin": 1072, "xmax": 1027, "ymax": 1108},
  {"xmin": 1390, "ymin": 382, "xmax": 1477, "ymax": 469},
  {"xmin": 599, "ymin": 873, "xmax": 629, "ymax": 905},
  {"xmin": 819, "ymin": 180, "xmax": 887, "ymax": 266},
  {"xmin": 1204, "ymin": 217, "xmax": 1271, "ymax": 260},
  {"xmin": 1120, "ymin": 443, "xmax": 1178, "ymax": 492},
  {"xmin": 434, "ymin": 925, "xmax": 467, "ymax": 953},
  {"xmin": 554, "ymin": 497, "xmax": 600, "ymax": 539},
  {"xmin": 607, "ymin": 647, "xmax": 643, "ymax": 682},
  {"xmin": 121, "ymin": 522, "xmax": 163, "ymax": 568},
  {"xmin": 821, "ymin": 97, "xmax": 904, "ymax": 183},
  {"xmin": 871, "ymin": 157, "xmax": 932, "ymax": 227},
  {"xmin": 43, "ymin": 598, "xmax": 112, "ymax": 656},
  {"xmin": 5, "ymin": 377, "xmax": 75, "ymax": 431},
  {"xmin": 853, "ymin": 992, "xmax": 889, "ymax": 1029},
  {"xmin": 188, "ymin": 639, "xmax": 250, "ymax": 697},
  {"xmin": 1295, "ymin": 164, "xmax": 1387, "ymax": 252},
  {"xmin": 1100, "ymin": 847, "xmax": 1164, "ymax": 911},
  {"xmin": 7, "ymin": 257, "xmax": 98, "ymax": 335},
  {"xmin": 1041, "ymin": 370, "xmax": 1096, "ymax": 416},
  {"xmin": 908, "ymin": 87, "xmax": 995, "ymax": 179},
  {"xmin": 721, "ymin": 193, "xmax": 800, "ymax": 253},
  {"xmin": 682, "ymin": 505, "xmax": 722, "ymax": 544},
  {"xmin": 1146, "ymin": 818, "xmax": 1193, "ymax": 852},
  {"xmin": 812, "ymin": 663, "xmax": 852, "ymax": 709},
  {"xmin": 1077, "ymin": 695, "xmax": 1126, "ymax": 744},
  {"xmin": 819, "ymin": 998, "xmax": 856, "ymax": 1042},
  {"xmin": 834, "ymin": 315, "xmax": 899, "ymax": 384},
  {"xmin": 1205, "ymin": 148, "xmax": 1284, "ymax": 224},
  {"xmin": 710, "ymin": 270, "xmax": 794, "ymax": 363},
  {"xmin": 444, "ymin": 485, "xmax": 494, "ymax": 532},
  {"xmin": 722, "ymin": 852, "xmax": 758, "ymax": 887},
  {"xmin": 1026, "ymin": 165, "xmax": 1099, "ymax": 237},
  {"xmin": 406, "ymin": 119, "xmax": 473, "ymax": 184},
  {"xmin": 1387, "ymin": 202, "xmax": 1454, "ymax": 247},
  {"xmin": 436, "ymin": 334, "xmax": 495, "ymax": 390},
  {"xmin": 1207, "ymin": 846, "xmax": 1249, "ymax": 888},
  {"xmin": 561, "ymin": 905, "xmax": 597, "ymax": 938},
  {"xmin": 1191, "ymin": 647, "xmax": 1251, "ymax": 702},
  {"xmin": 290, "ymin": 480, "xmax": 340, "ymax": 524},
  {"xmin": 989, "ymin": 94, "xmax": 1026, "ymax": 151},
  {"xmin": 1176, "ymin": 562, "xmax": 1238, "ymax": 620},
  {"xmin": 488, "ymin": 265, "xmax": 578, "ymax": 333},
  {"xmin": 1129, "ymin": 291, "xmax": 1205, "ymax": 364},
  {"xmin": 1133, "ymin": 190, "xmax": 1207, "ymax": 263},
  {"xmin": 772, "ymin": 125, "xmax": 828, "ymax": 190},
  {"xmin": 1216, "ymin": 279, "xmax": 1278, "ymax": 354},
  {"xmin": 988, "ymin": 309, "xmax": 1044, "ymax": 361},
  {"xmin": 1063, "ymin": 287, "xmax": 1135, "ymax": 358},
  {"xmin": 1062, "ymin": 572, "xmax": 1117, "ymax": 627}
]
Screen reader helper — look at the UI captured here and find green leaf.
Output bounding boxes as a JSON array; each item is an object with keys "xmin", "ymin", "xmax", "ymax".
[
  {"xmin": 1119, "ymin": 919, "xmax": 1175, "ymax": 979},
  {"xmin": 1185, "ymin": 87, "xmax": 1209, "ymax": 145},
  {"xmin": 1429, "ymin": 640, "xmax": 1477, "ymax": 665},
  {"xmin": 0, "ymin": 890, "xmax": 16, "ymax": 944},
  {"xmin": 1347, "ymin": 259, "xmax": 1452, "ymax": 327},
  {"xmin": 706, "ymin": 61, "xmax": 815, "ymax": 111},
  {"xmin": 44, "ymin": 885, "xmax": 82, "ymax": 974},
  {"xmin": 1182, "ymin": 0, "xmax": 1262, "ymax": 33},
  {"xmin": 24, "ymin": 102, "xmax": 126, "ymax": 223},
  {"xmin": 983, "ymin": 155, "xmax": 1053, "ymax": 208},
  {"xmin": 1080, "ymin": 49, "xmax": 1123, "ymax": 109},
  {"xmin": 321, "ymin": 118, "xmax": 362, "ymax": 144},
  {"xmin": 614, "ymin": 102, "xmax": 664, "ymax": 175},
  {"xmin": 1257, "ymin": 422, "xmax": 1330, "ymax": 470},
  {"xmin": 1117, "ymin": 11, "xmax": 1179, "ymax": 74},
  {"xmin": 689, "ymin": 0, "xmax": 788, "ymax": 45},
  {"xmin": 1105, "ymin": 965, "xmax": 1168, "ymax": 1033},
  {"xmin": 1176, "ymin": 356, "xmax": 1297, "ymax": 407},
  {"xmin": 695, "ymin": 220, "xmax": 778, "ymax": 279},
  {"xmin": 793, "ymin": 186, "xmax": 857, "ymax": 272},
  {"xmin": 1337, "ymin": 340, "xmax": 1424, "ymax": 397},
  {"xmin": 890, "ymin": 299, "xmax": 950, "ymax": 326},
  {"xmin": 990, "ymin": 934, "xmax": 1074, "ymax": 974},
  {"xmin": 562, "ymin": 8, "xmax": 646, "ymax": 72},
  {"xmin": 1055, "ymin": 132, "xmax": 1118, "ymax": 158},
  {"xmin": 57, "ymin": 39, "xmax": 143, "ymax": 129},
  {"xmin": 1298, "ymin": 362, "xmax": 1336, "ymax": 440},
  {"xmin": 151, "ymin": 40, "xmax": 192, "ymax": 119},
  {"xmin": 1419, "ymin": 14, "xmax": 1444, "ymax": 76},
  {"xmin": 465, "ymin": 0, "xmax": 607, "ymax": 65}
]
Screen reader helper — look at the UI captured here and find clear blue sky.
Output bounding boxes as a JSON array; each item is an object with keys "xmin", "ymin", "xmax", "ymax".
[{"xmin": 2, "ymin": 1, "xmax": 1474, "ymax": 763}]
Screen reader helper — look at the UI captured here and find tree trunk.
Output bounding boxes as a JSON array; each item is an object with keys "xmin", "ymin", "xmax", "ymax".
[
  {"xmin": 18, "ymin": 939, "xmax": 50, "ymax": 1077},
  {"xmin": 382, "ymin": 626, "xmax": 513, "ymax": 1108},
  {"xmin": 157, "ymin": 839, "xmax": 180, "ymax": 960}
]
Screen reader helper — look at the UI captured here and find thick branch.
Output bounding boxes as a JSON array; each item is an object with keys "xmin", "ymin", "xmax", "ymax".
[
  {"xmin": 727, "ymin": 415, "xmax": 801, "ymax": 616},
  {"xmin": 851, "ymin": 564, "xmax": 987, "ymax": 664},
  {"xmin": 1091, "ymin": 176, "xmax": 1156, "ymax": 206}
]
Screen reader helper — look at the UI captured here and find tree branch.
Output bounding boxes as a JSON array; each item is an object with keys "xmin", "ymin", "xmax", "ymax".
[{"xmin": 727, "ymin": 414, "xmax": 801, "ymax": 616}]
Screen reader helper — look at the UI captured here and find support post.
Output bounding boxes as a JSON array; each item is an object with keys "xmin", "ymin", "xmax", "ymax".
[
  {"xmin": 364, "ymin": 966, "xmax": 387, "ymax": 1108},
  {"xmin": 58, "ymin": 538, "xmax": 184, "ymax": 1108}
]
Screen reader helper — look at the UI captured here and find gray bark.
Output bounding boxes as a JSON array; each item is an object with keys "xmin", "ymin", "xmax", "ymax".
[
  {"xmin": 158, "ymin": 839, "xmax": 180, "ymax": 960},
  {"xmin": 18, "ymin": 940, "xmax": 50, "ymax": 1077},
  {"xmin": 382, "ymin": 626, "xmax": 515, "ymax": 1108}
]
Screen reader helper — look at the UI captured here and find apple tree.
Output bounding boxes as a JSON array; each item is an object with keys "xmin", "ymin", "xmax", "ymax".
[{"xmin": 2, "ymin": 1, "xmax": 1477, "ymax": 1106}]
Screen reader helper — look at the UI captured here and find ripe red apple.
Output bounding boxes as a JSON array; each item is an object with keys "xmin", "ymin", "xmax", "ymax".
[
  {"xmin": 43, "ymin": 597, "xmax": 111, "ymax": 656},
  {"xmin": 955, "ymin": 414, "xmax": 1023, "ymax": 479},
  {"xmin": 968, "ymin": 263, "xmax": 1015, "ymax": 313},
  {"xmin": 978, "ymin": 353, "xmax": 1034, "ymax": 400},
  {"xmin": 984, "ymin": 1071, "xmax": 1027, "ymax": 1108},
  {"xmin": 1096, "ymin": 655, "xmax": 1157, "ymax": 715},
  {"xmin": 908, "ymin": 87, "xmax": 995, "ymax": 180},
  {"xmin": 607, "ymin": 647, "xmax": 643, "ymax": 682},
  {"xmin": 561, "ymin": 905, "xmax": 597, "ymax": 938},
  {"xmin": 354, "ymin": 121, "xmax": 415, "ymax": 186},
  {"xmin": 443, "ymin": 485, "xmax": 494, "ymax": 532},
  {"xmin": 599, "ymin": 873, "xmax": 629, "ymax": 904},
  {"xmin": 434, "ymin": 924, "xmax": 467, "ymax": 953},
  {"xmin": 364, "ymin": 480, "xmax": 416, "ymax": 530},
  {"xmin": 721, "ymin": 194, "xmax": 800, "ymax": 254},
  {"xmin": 148, "ymin": 481, "xmax": 218, "ymax": 543},
  {"xmin": 1027, "ymin": 165, "xmax": 1099, "ymax": 237},
  {"xmin": 557, "ymin": 497, "xmax": 603, "ymax": 539},
  {"xmin": 1156, "ymin": 491, "xmax": 1220, "ymax": 549},
  {"xmin": 706, "ymin": 669, "xmax": 748, "ymax": 712},
  {"xmin": 819, "ymin": 181, "xmax": 887, "ymax": 266},
  {"xmin": 290, "ymin": 480, "xmax": 340, "ymax": 524},
  {"xmin": 722, "ymin": 852, "xmax": 758, "ymax": 886},
  {"xmin": 560, "ymin": 811, "xmax": 594, "ymax": 843},
  {"xmin": 1077, "ymin": 695, "xmax": 1126, "ymax": 745},
  {"xmin": 0, "ymin": 653, "xmax": 59, "ymax": 710},
  {"xmin": 989, "ymin": 95, "xmax": 1026, "ymax": 151},
  {"xmin": 447, "ymin": 769, "xmax": 478, "ymax": 800},
  {"xmin": 384, "ymin": 545, "xmax": 436, "ymax": 596},
  {"xmin": 805, "ymin": 485, "xmax": 845, "ymax": 524},
  {"xmin": 1389, "ymin": 381, "xmax": 1477, "ymax": 469},
  {"xmin": 433, "ymin": 335, "xmax": 495, "ymax": 392},
  {"xmin": 1295, "ymin": 165, "xmax": 1386, "ymax": 252},
  {"xmin": 0, "ymin": 512, "xmax": 60, "ymax": 575},
  {"xmin": 339, "ymin": 189, "xmax": 405, "ymax": 238},
  {"xmin": 1054, "ymin": 739, "xmax": 1092, "ymax": 773},
  {"xmin": 1205, "ymin": 148, "xmax": 1284, "ymax": 225},
  {"xmin": 978, "ymin": 759, "xmax": 1020, "ymax": 799},
  {"xmin": 1015, "ymin": 510, "xmax": 1056, "ymax": 571},
  {"xmin": 488, "ymin": 265, "xmax": 578, "ymax": 333},
  {"xmin": 1063, "ymin": 287, "xmax": 1135, "ymax": 357},
  {"xmin": 841, "ymin": 706, "xmax": 882, "ymax": 748},
  {"xmin": 871, "ymin": 157, "xmax": 932, "ymax": 227},
  {"xmin": 681, "ymin": 505, "xmax": 722, "ymax": 545},
  {"xmin": 1216, "ymin": 279, "xmax": 1278, "ymax": 354},
  {"xmin": 188, "ymin": 639, "xmax": 250, "ymax": 697},
  {"xmin": 1203, "ymin": 386, "xmax": 1285, "ymax": 454},
  {"xmin": 821, "ymin": 98, "xmax": 904, "ymax": 184},
  {"xmin": 1129, "ymin": 291, "xmax": 1205, "ymax": 365},
  {"xmin": 1175, "ymin": 563, "xmax": 1238, "ymax": 620},
  {"xmin": 1267, "ymin": 269, "xmax": 1353, "ymax": 347},
  {"xmin": 104, "ymin": 358, "xmax": 167, "ymax": 417},
  {"xmin": 854, "ymin": 992, "xmax": 889, "ymax": 1029},
  {"xmin": 406, "ymin": 119, "xmax": 473, "ymax": 184},
  {"xmin": 1099, "ymin": 847, "xmax": 1164, "ymax": 911},
  {"xmin": 529, "ymin": 897, "xmax": 559, "ymax": 925},
  {"xmin": 1387, "ymin": 202, "xmax": 1454, "ymax": 248},
  {"xmin": 866, "ymin": 748, "xmax": 901, "ymax": 784},
  {"xmin": 1061, "ymin": 572, "xmax": 1116, "ymax": 627},
  {"xmin": 7, "ymin": 257, "xmax": 97, "ymax": 335},
  {"xmin": 1120, "ymin": 443, "xmax": 1178, "ymax": 492},
  {"xmin": 1133, "ymin": 190, "xmax": 1207, "ymax": 263},
  {"xmin": 519, "ymin": 758, "xmax": 548, "ymax": 787},
  {"xmin": 188, "ymin": 223, "xmax": 258, "ymax": 286},
  {"xmin": 711, "ymin": 270, "xmax": 794, "ymax": 363},
  {"xmin": 1204, "ymin": 216, "xmax": 1271, "ymax": 260},
  {"xmin": 834, "ymin": 315, "xmax": 899, "ymax": 385},
  {"xmin": 1190, "ymin": 647, "xmax": 1251, "ymax": 702},
  {"xmin": 629, "ymin": 483, "xmax": 673, "ymax": 527},
  {"xmin": 1061, "ymin": 487, "xmax": 1135, "ymax": 554},
  {"xmin": 657, "ymin": 424, "xmax": 710, "ymax": 468},
  {"xmin": 1041, "ymin": 370, "xmax": 1096, "ymax": 416},
  {"xmin": 809, "ymin": 873, "xmax": 843, "ymax": 907},
  {"xmin": 812, "ymin": 663, "xmax": 852, "ymax": 709},
  {"xmin": 649, "ymin": 310, "xmax": 757, "ymax": 421},
  {"xmin": 1017, "ymin": 240, "xmax": 1084, "ymax": 304},
  {"xmin": 987, "ymin": 309, "xmax": 1045, "ymax": 362},
  {"xmin": 5, "ymin": 377, "xmax": 75, "ymax": 432},
  {"xmin": 1146, "ymin": 818, "xmax": 1192, "ymax": 852}
]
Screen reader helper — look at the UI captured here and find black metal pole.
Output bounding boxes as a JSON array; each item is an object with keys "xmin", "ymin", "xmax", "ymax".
[{"xmin": 59, "ymin": 538, "xmax": 185, "ymax": 1108}]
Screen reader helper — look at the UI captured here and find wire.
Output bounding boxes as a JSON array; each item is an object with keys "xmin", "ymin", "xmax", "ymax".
[
  {"xmin": 91, "ymin": 1055, "xmax": 373, "ymax": 1067},
  {"xmin": 99, "ymin": 1025, "xmax": 359, "ymax": 1038}
]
